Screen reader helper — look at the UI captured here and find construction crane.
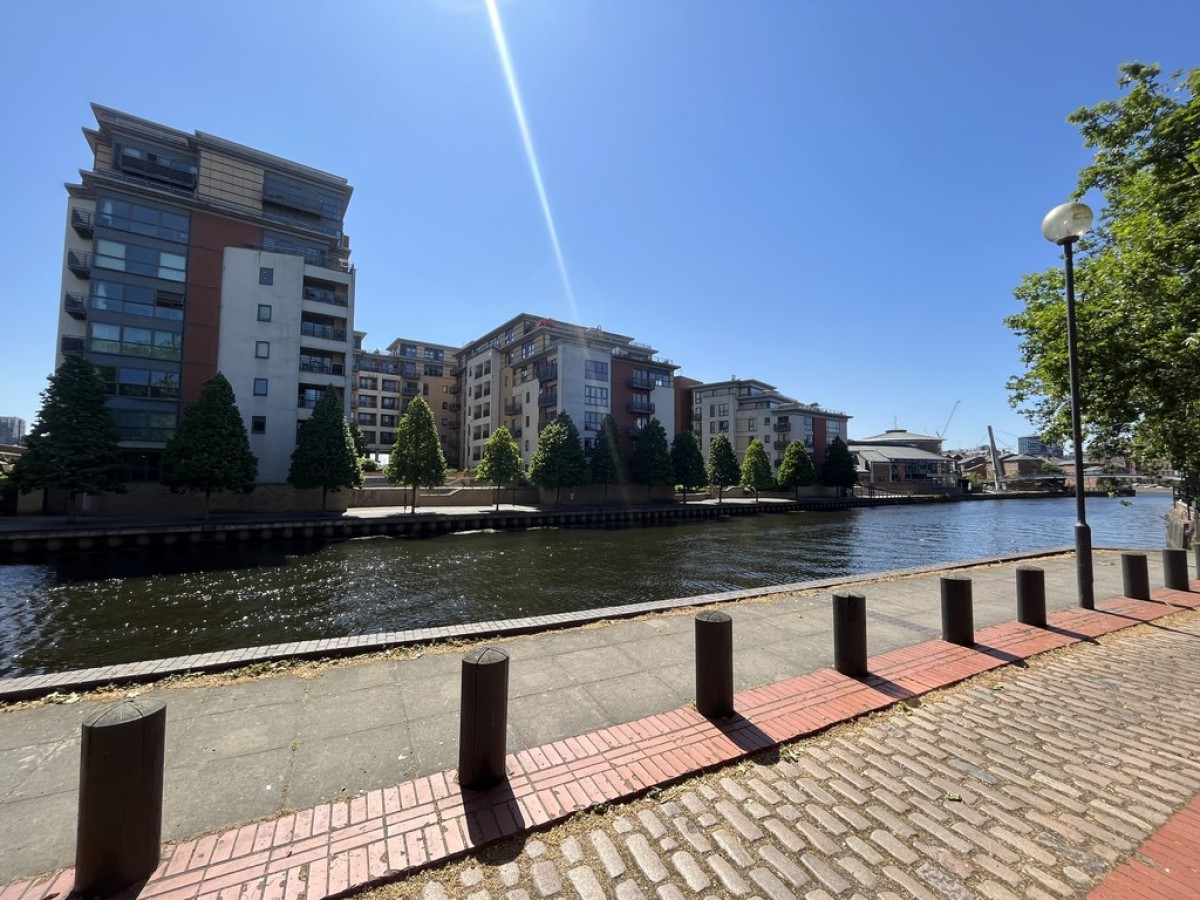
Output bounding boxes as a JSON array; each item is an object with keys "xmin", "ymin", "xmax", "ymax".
[{"xmin": 937, "ymin": 401, "xmax": 961, "ymax": 438}]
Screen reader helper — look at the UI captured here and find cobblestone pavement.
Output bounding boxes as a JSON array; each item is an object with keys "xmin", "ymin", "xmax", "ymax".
[{"xmin": 402, "ymin": 611, "xmax": 1200, "ymax": 899}]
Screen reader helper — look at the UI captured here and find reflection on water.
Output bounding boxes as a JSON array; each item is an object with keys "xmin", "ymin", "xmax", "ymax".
[{"xmin": 0, "ymin": 493, "xmax": 1174, "ymax": 677}]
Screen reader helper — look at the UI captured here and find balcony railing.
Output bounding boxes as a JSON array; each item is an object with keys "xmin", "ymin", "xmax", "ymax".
[
  {"xmin": 535, "ymin": 363, "xmax": 558, "ymax": 381},
  {"xmin": 628, "ymin": 401, "xmax": 655, "ymax": 415},
  {"xmin": 60, "ymin": 335, "xmax": 85, "ymax": 356},
  {"xmin": 262, "ymin": 188, "xmax": 323, "ymax": 217},
  {"xmin": 254, "ymin": 244, "xmax": 351, "ymax": 273},
  {"xmin": 67, "ymin": 250, "xmax": 91, "ymax": 278},
  {"xmin": 773, "ymin": 422, "xmax": 792, "ymax": 432},
  {"xmin": 627, "ymin": 425, "xmax": 645, "ymax": 438},
  {"xmin": 448, "ymin": 421, "xmax": 461, "ymax": 430},
  {"xmin": 448, "ymin": 402, "xmax": 461, "ymax": 412},
  {"xmin": 297, "ymin": 397, "xmax": 320, "ymax": 409},
  {"xmin": 402, "ymin": 385, "xmax": 420, "ymax": 396},
  {"xmin": 627, "ymin": 376, "xmax": 654, "ymax": 390},
  {"xmin": 538, "ymin": 391, "xmax": 558, "ymax": 407},
  {"xmin": 449, "ymin": 383, "xmax": 462, "ymax": 394},
  {"xmin": 65, "ymin": 292, "xmax": 87, "ymax": 319},
  {"xmin": 511, "ymin": 427, "xmax": 522, "ymax": 438},
  {"xmin": 299, "ymin": 360, "xmax": 344, "ymax": 375},
  {"xmin": 504, "ymin": 402, "xmax": 523, "ymax": 416},
  {"xmin": 118, "ymin": 426, "xmax": 175, "ymax": 442},
  {"xmin": 71, "ymin": 208, "xmax": 94, "ymax": 238},
  {"xmin": 300, "ymin": 322, "xmax": 346, "ymax": 342},
  {"xmin": 774, "ymin": 439, "xmax": 790, "ymax": 450},
  {"xmin": 302, "ymin": 286, "xmax": 349, "ymax": 307}
]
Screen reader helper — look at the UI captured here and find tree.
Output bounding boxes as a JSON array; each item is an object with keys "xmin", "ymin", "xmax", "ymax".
[
  {"xmin": 777, "ymin": 440, "xmax": 815, "ymax": 499},
  {"xmin": 706, "ymin": 433, "xmax": 739, "ymax": 505},
  {"xmin": 820, "ymin": 436, "xmax": 859, "ymax": 496},
  {"xmin": 589, "ymin": 414, "xmax": 625, "ymax": 500},
  {"xmin": 1006, "ymin": 64, "xmax": 1200, "ymax": 510},
  {"xmin": 288, "ymin": 386, "xmax": 362, "ymax": 512},
  {"xmin": 740, "ymin": 438, "xmax": 774, "ymax": 502},
  {"xmin": 476, "ymin": 426, "xmax": 522, "ymax": 511},
  {"xmin": 630, "ymin": 418, "xmax": 674, "ymax": 502},
  {"xmin": 385, "ymin": 396, "xmax": 446, "ymax": 512},
  {"xmin": 160, "ymin": 373, "xmax": 257, "ymax": 519},
  {"xmin": 671, "ymin": 429, "xmax": 707, "ymax": 504},
  {"xmin": 12, "ymin": 356, "xmax": 126, "ymax": 523},
  {"xmin": 348, "ymin": 421, "xmax": 369, "ymax": 458},
  {"xmin": 528, "ymin": 411, "xmax": 587, "ymax": 504}
]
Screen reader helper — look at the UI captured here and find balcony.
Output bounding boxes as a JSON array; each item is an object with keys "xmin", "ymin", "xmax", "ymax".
[
  {"xmin": 627, "ymin": 376, "xmax": 654, "ymax": 390},
  {"xmin": 302, "ymin": 285, "xmax": 348, "ymax": 307},
  {"xmin": 627, "ymin": 425, "xmax": 645, "ymax": 438},
  {"xmin": 535, "ymin": 363, "xmax": 558, "ymax": 382},
  {"xmin": 300, "ymin": 321, "xmax": 346, "ymax": 342},
  {"xmin": 774, "ymin": 422, "xmax": 792, "ymax": 432},
  {"xmin": 402, "ymin": 385, "xmax": 420, "ymax": 397},
  {"xmin": 449, "ymin": 383, "xmax": 462, "ymax": 394},
  {"xmin": 255, "ymin": 243, "xmax": 351, "ymax": 274},
  {"xmin": 627, "ymin": 401, "xmax": 655, "ymax": 415},
  {"xmin": 299, "ymin": 359, "xmax": 344, "ymax": 376},
  {"xmin": 448, "ymin": 421, "xmax": 460, "ymax": 430},
  {"xmin": 65, "ymin": 292, "xmax": 87, "ymax": 319},
  {"xmin": 67, "ymin": 250, "xmax": 91, "ymax": 278},
  {"xmin": 118, "ymin": 153, "xmax": 197, "ymax": 191},
  {"xmin": 71, "ymin": 208, "xmax": 94, "ymax": 238},
  {"xmin": 504, "ymin": 401, "xmax": 523, "ymax": 416},
  {"xmin": 511, "ymin": 427, "xmax": 522, "ymax": 438},
  {"xmin": 448, "ymin": 401, "xmax": 461, "ymax": 412},
  {"xmin": 538, "ymin": 391, "xmax": 558, "ymax": 408},
  {"xmin": 60, "ymin": 335, "xmax": 85, "ymax": 356},
  {"xmin": 774, "ymin": 438, "xmax": 790, "ymax": 451},
  {"xmin": 297, "ymin": 397, "xmax": 319, "ymax": 409},
  {"xmin": 262, "ymin": 188, "xmax": 323, "ymax": 217}
]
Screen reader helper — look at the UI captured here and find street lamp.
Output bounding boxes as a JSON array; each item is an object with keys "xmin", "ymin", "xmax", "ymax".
[{"xmin": 1042, "ymin": 200, "xmax": 1094, "ymax": 608}]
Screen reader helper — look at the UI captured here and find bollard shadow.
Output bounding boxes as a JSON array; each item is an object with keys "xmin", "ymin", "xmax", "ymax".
[
  {"xmin": 708, "ymin": 712, "xmax": 777, "ymax": 757},
  {"xmin": 972, "ymin": 644, "xmax": 1030, "ymax": 665},
  {"xmin": 88, "ymin": 878, "xmax": 152, "ymax": 900},
  {"xmin": 1039, "ymin": 624, "xmax": 1100, "ymax": 645},
  {"xmin": 459, "ymin": 776, "xmax": 528, "ymax": 857},
  {"xmin": 860, "ymin": 673, "xmax": 918, "ymax": 702}
]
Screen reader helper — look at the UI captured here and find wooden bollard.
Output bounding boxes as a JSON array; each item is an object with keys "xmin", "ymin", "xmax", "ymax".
[
  {"xmin": 1016, "ymin": 566, "xmax": 1046, "ymax": 627},
  {"xmin": 695, "ymin": 611, "xmax": 734, "ymax": 718},
  {"xmin": 832, "ymin": 592, "xmax": 868, "ymax": 677},
  {"xmin": 1121, "ymin": 553, "xmax": 1150, "ymax": 600},
  {"xmin": 75, "ymin": 700, "xmax": 166, "ymax": 898},
  {"xmin": 458, "ymin": 647, "xmax": 509, "ymax": 791},
  {"xmin": 940, "ymin": 575, "xmax": 974, "ymax": 646},
  {"xmin": 1164, "ymin": 548, "xmax": 1190, "ymax": 592}
]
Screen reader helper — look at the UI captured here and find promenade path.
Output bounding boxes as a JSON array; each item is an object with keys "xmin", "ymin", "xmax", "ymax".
[{"xmin": 0, "ymin": 548, "xmax": 1196, "ymax": 897}]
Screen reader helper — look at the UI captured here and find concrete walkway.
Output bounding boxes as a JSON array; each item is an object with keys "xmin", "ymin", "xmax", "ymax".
[{"xmin": 0, "ymin": 549, "xmax": 1184, "ymax": 887}]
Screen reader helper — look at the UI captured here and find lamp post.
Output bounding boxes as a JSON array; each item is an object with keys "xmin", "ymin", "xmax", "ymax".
[{"xmin": 1042, "ymin": 200, "xmax": 1094, "ymax": 608}]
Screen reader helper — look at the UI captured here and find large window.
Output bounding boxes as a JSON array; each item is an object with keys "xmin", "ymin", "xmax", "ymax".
[
  {"xmin": 584, "ymin": 411, "xmax": 603, "ymax": 432},
  {"xmin": 90, "ymin": 323, "xmax": 182, "ymax": 361},
  {"xmin": 96, "ymin": 197, "xmax": 188, "ymax": 243},
  {"xmin": 94, "ymin": 239, "xmax": 186, "ymax": 282},
  {"xmin": 97, "ymin": 366, "xmax": 179, "ymax": 400},
  {"xmin": 424, "ymin": 347, "xmax": 444, "ymax": 361},
  {"xmin": 113, "ymin": 408, "xmax": 177, "ymax": 442},
  {"xmin": 585, "ymin": 360, "xmax": 608, "ymax": 381},
  {"xmin": 584, "ymin": 385, "xmax": 608, "ymax": 407},
  {"xmin": 91, "ymin": 280, "xmax": 183, "ymax": 321}
]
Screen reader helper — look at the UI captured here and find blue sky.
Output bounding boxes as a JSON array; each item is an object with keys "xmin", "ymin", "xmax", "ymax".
[{"xmin": 2, "ymin": 1, "xmax": 1196, "ymax": 452}]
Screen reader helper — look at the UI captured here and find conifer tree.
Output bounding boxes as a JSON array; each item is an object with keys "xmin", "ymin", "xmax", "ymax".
[
  {"xmin": 820, "ymin": 436, "xmax": 859, "ymax": 497},
  {"xmin": 348, "ymin": 420, "xmax": 369, "ymax": 458},
  {"xmin": 161, "ymin": 373, "xmax": 258, "ymax": 519},
  {"xmin": 13, "ymin": 356, "xmax": 126, "ymax": 523},
  {"xmin": 476, "ymin": 425, "xmax": 522, "ymax": 511},
  {"xmin": 706, "ymin": 433, "xmax": 739, "ymax": 506},
  {"xmin": 385, "ymin": 396, "xmax": 447, "ymax": 512},
  {"xmin": 671, "ymin": 429, "xmax": 707, "ymax": 504},
  {"xmin": 589, "ymin": 414, "xmax": 625, "ymax": 500},
  {"xmin": 777, "ymin": 439, "xmax": 816, "ymax": 499},
  {"xmin": 529, "ymin": 411, "xmax": 587, "ymax": 505},
  {"xmin": 740, "ymin": 437, "xmax": 774, "ymax": 502},
  {"xmin": 288, "ymin": 385, "xmax": 362, "ymax": 512},
  {"xmin": 630, "ymin": 418, "xmax": 674, "ymax": 502}
]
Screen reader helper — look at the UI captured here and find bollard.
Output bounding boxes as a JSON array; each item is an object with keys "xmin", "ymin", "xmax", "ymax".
[
  {"xmin": 1164, "ymin": 548, "xmax": 1190, "ymax": 592},
  {"xmin": 1015, "ymin": 566, "xmax": 1046, "ymax": 627},
  {"xmin": 1194, "ymin": 540, "xmax": 1200, "ymax": 580},
  {"xmin": 695, "ymin": 611, "xmax": 734, "ymax": 718},
  {"xmin": 832, "ymin": 592, "xmax": 868, "ymax": 677},
  {"xmin": 1121, "ymin": 553, "xmax": 1151, "ymax": 601},
  {"xmin": 75, "ymin": 700, "xmax": 166, "ymax": 898},
  {"xmin": 940, "ymin": 575, "xmax": 974, "ymax": 646},
  {"xmin": 458, "ymin": 646, "xmax": 509, "ymax": 791}
]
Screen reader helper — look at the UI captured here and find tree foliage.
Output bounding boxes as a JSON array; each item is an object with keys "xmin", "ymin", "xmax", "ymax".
[
  {"xmin": 777, "ymin": 440, "xmax": 815, "ymax": 498},
  {"xmin": 161, "ymin": 373, "xmax": 257, "ymax": 518},
  {"xmin": 630, "ymin": 417, "xmax": 674, "ymax": 501},
  {"xmin": 740, "ymin": 438, "xmax": 774, "ymax": 501},
  {"xmin": 385, "ymin": 396, "xmax": 446, "ymax": 511},
  {"xmin": 1006, "ymin": 64, "xmax": 1200, "ymax": 505},
  {"xmin": 589, "ymin": 414, "xmax": 625, "ymax": 495},
  {"xmin": 12, "ymin": 356, "xmax": 126, "ymax": 522},
  {"xmin": 706, "ymin": 433, "xmax": 739, "ymax": 505},
  {"xmin": 348, "ymin": 421, "xmax": 369, "ymax": 458},
  {"xmin": 529, "ymin": 411, "xmax": 588, "ymax": 503},
  {"xmin": 671, "ymin": 429, "xmax": 708, "ymax": 503},
  {"xmin": 820, "ymin": 436, "xmax": 859, "ymax": 495},
  {"xmin": 288, "ymin": 386, "xmax": 362, "ymax": 512},
  {"xmin": 476, "ymin": 425, "xmax": 522, "ymax": 510}
]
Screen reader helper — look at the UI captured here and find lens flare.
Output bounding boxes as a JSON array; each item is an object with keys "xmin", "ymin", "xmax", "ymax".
[{"xmin": 484, "ymin": 0, "xmax": 578, "ymax": 319}]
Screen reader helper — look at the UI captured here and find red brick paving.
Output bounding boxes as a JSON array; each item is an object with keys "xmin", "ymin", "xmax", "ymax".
[{"xmin": 3, "ymin": 583, "xmax": 1199, "ymax": 900}]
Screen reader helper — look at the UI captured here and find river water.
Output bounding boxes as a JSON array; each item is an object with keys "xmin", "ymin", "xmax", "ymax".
[{"xmin": 0, "ymin": 493, "xmax": 1176, "ymax": 678}]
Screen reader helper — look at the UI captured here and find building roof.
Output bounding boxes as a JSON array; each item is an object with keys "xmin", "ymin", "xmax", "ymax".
[
  {"xmin": 857, "ymin": 429, "xmax": 942, "ymax": 444},
  {"xmin": 848, "ymin": 444, "xmax": 948, "ymax": 464}
]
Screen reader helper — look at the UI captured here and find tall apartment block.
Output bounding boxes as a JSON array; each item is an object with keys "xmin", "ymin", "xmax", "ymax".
[
  {"xmin": 454, "ymin": 315, "xmax": 679, "ymax": 469},
  {"xmin": 0, "ymin": 417, "xmax": 26, "ymax": 446},
  {"xmin": 58, "ymin": 105, "xmax": 355, "ymax": 483},
  {"xmin": 690, "ymin": 378, "xmax": 850, "ymax": 471},
  {"xmin": 353, "ymin": 334, "xmax": 459, "ymax": 462}
]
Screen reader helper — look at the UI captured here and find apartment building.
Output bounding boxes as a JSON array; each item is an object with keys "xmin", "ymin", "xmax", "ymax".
[
  {"xmin": 690, "ymin": 378, "xmax": 850, "ymax": 471},
  {"xmin": 57, "ymin": 105, "xmax": 355, "ymax": 483},
  {"xmin": 454, "ymin": 315, "xmax": 679, "ymax": 469},
  {"xmin": 353, "ymin": 334, "xmax": 458, "ymax": 463},
  {"xmin": 0, "ymin": 417, "xmax": 25, "ymax": 446}
]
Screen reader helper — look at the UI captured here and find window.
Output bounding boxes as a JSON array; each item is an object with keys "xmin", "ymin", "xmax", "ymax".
[
  {"xmin": 380, "ymin": 431, "xmax": 395, "ymax": 445},
  {"xmin": 381, "ymin": 379, "xmax": 397, "ymax": 392},
  {"xmin": 362, "ymin": 431, "xmax": 376, "ymax": 444},
  {"xmin": 251, "ymin": 416, "xmax": 266, "ymax": 434},
  {"xmin": 90, "ymin": 281, "xmax": 183, "ymax": 321},
  {"xmin": 259, "ymin": 267, "xmax": 274, "ymax": 285},
  {"xmin": 425, "ymin": 347, "xmax": 444, "ymax": 361},
  {"xmin": 380, "ymin": 414, "xmax": 396, "ymax": 427},
  {"xmin": 358, "ymin": 413, "xmax": 376, "ymax": 426},
  {"xmin": 719, "ymin": 420, "xmax": 730, "ymax": 432},
  {"xmin": 89, "ymin": 324, "xmax": 181, "ymax": 361},
  {"xmin": 96, "ymin": 366, "xmax": 180, "ymax": 400},
  {"xmin": 94, "ymin": 238, "xmax": 185, "ymax": 282},
  {"xmin": 584, "ymin": 411, "xmax": 603, "ymax": 432},
  {"xmin": 718, "ymin": 404, "xmax": 730, "ymax": 417},
  {"xmin": 253, "ymin": 378, "xmax": 268, "ymax": 396},
  {"xmin": 359, "ymin": 376, "xmax": 377, "ymax": 390},
  {"xmin": 585, "ymin": 360, "xmax": 608, "ymax": 381},
  {"xmin": 424, "ymin": 364, "xmax": 443, "ymax": 377},
  {"xmin": 399, "ymin": 343, "xmax": 417, "ymax": 358},
  {"xmin": 257, "ymin": 304, "xmax": 272, "ymax": 322},
  {"xmin": 584, "ymin": 385, "xmax": 608, "ymax": 407},
  {"xmin": 380, "ymin": 396, "xmax": 397, "ymax": 410},
  {"xmin": 255, "ymin": 341, "xmax": 270, "ymax": 359},
  {"xmin": 96, "ymin": 196, "xmax": 189, "ymax": 243},
  {"xmin": 113, "ymin": 409, "xmax": 177, "ymax": 442},
  {"xmin": 358, "ymin": 395, "xmax": 377, "ymax": 408}
]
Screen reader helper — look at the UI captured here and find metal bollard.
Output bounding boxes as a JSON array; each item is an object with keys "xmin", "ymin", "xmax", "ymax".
[
  {"xmin": 940, "ymin": 575, "xmax": 974, "ymax": 646},
  {"xmin": 1194, "ymin": 541, "xmax": 1200, "ymax": 580},
  {"xmin": 458, "ymin": 647, "xmax": 509, "ymax": 791},
  {"xmin": 1164, "ymin": 548, "xmax": 1190, "ymax": 592},
  {"xmin": 832, "ymin": 592, "xmax": 868, "ymax": 677},
  {"xmin": 695, "ymin": 611, "xmax": 734, "ymax": 718},
  {"xmin": 1015, "ymin": 566, "xmax": 1046, "ymax": 627},
  {"xmin": 75, "ymin": 700, "xmax": 166, "ymax": 898},
  {"xmin": 1121, "ymin": 553, "xmax": 1151, "ymax": 600}
]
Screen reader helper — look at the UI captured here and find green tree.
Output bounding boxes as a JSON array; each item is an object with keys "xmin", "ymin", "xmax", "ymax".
[
  {"xmin": 476, "ymin": 425, "xmax": 522, "ymax": 511},
  {"xmin": 161, "ymin": 373, "xmax": 257, "ymax": 519},
  {"xmin": 589, "ymin": 414, "xmax": 625, "ymax": 500},
  {"xmin": 777, "ymin": 440, "xmax": 815, "ymax": 498},
  {"xmin": 630, "ymin": 418, "xmax": 674, "ymax": 502},
  {"xmin": 740, "ymin": 438, "xmax": 774, "ymax": 502},
  {"xmin": 671, "ymin": 429, "xmax": 707, "ymax": 503},
  {"xmin": 1006, "ymin": 64, "xmax": 1200, "ymax": 510},
  {"xmin": 820, "ymin": 436, "xmax": 859, "ymax": 496},
  {"xmin": 706, "ymin": 433, "xmax": 739, "ymax": 506},
  {"xmin": 288, "ymin": 386, "xmax": 362, "ymax": 512},
  {"xmin": 12, "ymin": 356, "xmax": 126, "ymax": 523},
  {"xmin": 348, "ymin": 420, "xmax": 369, "ymax": 458},
  {"xmin": 385, "ymin": 396, "xmax": 447, "ymax": 512},
  {"xmin": 529, "ymin": 411, "xmax": 587, "ymax": 504}
]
